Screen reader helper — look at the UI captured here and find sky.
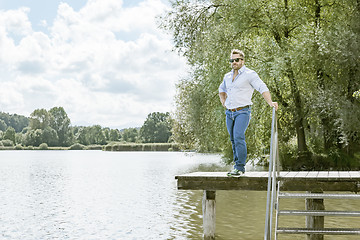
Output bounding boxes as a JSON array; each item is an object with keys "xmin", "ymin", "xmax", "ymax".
[{"xmin": 0, "ymin": 0, "xmax": 188, "ymax": 129}]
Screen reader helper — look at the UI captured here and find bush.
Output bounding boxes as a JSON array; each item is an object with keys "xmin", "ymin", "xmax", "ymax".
[
  {"xmin": 86, "ymin": 144, "xmax": 102, "ymax": 150},
  {"xmin": 39, "ymin": 143, "xmax": 48, "ymax": 150},
  {"xmin": 15, "ymin": 144, "xmax": 23, "ymax": 150},
  {"xmin": 279, "ymin": 139, "xmax": 299, "ymax": 170},
  {"xmin": 69, "ymin": 143, "xmax": 85, "ymax": 150},
  {"xmin": 104, "ymin": 143, "xmax": 180, "ymax": 151},
  {"xmin": 1, "ymin": 139, "xmax": 14, "ymax": 147},
  {"xmin": 104, "ymin": 145, "xmax": 112, "ymax": 151}
]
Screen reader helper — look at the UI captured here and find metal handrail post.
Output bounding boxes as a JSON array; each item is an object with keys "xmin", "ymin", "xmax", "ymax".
[
  {"xmin": 264, "ymin": 107, "xmax": 277, "ymax": 240},
  {"xmin": 269, "ymin": 124, "xmax": 278, "ymax": 238}
]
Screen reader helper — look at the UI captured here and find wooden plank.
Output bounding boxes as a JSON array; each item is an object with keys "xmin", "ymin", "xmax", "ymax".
[
  {"xmin": 349, "ymin": 171, "xmax": 360, "ymax": 178},
  {"xmin": 339, "ymin": 171, "xmax": 351, "ymax": 179},
  {"xmin": 317, "ymin": 171, "xmax": 329, "ymax": 179},
  {"xmin": 284, "ymin": 171, "xmax": 299, "ymax": 178},
  {"xmin": 306, "ymin": 171, "xmax": 319, "ymax": 178},
  {"xmin": 328, "ymin": 171, "xmax": 340, "ymax": 179},
  {"xmin": 249, "ymin": 171, "xmax": 268, "ymax": 177},
  {"xmin": 279, "ymin": 171, "xmax": 291, "ymax": 177},
  {"xmin": 175, "ymin": 171, "xmax": 360, "ymax": 181},
  {"xmin": 296, "ymin": 171, "xmax": 310, "ymax": 178}
]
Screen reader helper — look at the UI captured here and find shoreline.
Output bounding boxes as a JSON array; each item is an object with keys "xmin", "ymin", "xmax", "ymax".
[{"xmin": 0, "ymin": 143, "xmax": 181, "ymax": 152}]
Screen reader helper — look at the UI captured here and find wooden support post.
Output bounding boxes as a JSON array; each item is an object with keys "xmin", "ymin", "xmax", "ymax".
[
  {"xmin": 202, "ymin": 190, "xmax": 216, "ymax": 240},
  {"xmin": 305, "ymin": 191, "xmax": 324, "ymax": 240}
]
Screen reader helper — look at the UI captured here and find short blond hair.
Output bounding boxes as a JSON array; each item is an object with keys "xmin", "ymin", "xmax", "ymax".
[{"xmin": 230, "ymin": 49, "xmax": 245, "ymax": 58}]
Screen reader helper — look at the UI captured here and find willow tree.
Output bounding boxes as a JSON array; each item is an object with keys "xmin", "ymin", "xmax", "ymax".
[{"xmin": 160, "ymin": 0, "xmax": 360, "ymax": 169}]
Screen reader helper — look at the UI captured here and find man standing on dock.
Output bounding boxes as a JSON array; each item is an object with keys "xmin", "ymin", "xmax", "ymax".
[{"xmin": 219, "ymin": 49, "xmax": 278, "ymax": 176}]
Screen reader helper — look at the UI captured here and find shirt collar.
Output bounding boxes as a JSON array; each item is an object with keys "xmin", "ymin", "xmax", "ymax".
[{"xmin": 231, "ymin": 65, "xmax": 246, "ymax": 74}]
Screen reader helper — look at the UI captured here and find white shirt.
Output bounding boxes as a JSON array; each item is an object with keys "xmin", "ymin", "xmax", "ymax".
[{"xmin": 218, "ymin": 66, "xmax": 269, "ymax": 109}]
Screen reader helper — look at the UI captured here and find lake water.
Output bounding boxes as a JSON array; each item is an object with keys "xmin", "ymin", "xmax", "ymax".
[{"xmin": 0, "ymin": 151, "xmax": 358, "ymax": 240}]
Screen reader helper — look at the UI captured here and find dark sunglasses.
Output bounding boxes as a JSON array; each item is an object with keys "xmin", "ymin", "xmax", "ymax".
[{"xmin": 229, "ymin": 58, "xmax": 244, "ymax": 63}]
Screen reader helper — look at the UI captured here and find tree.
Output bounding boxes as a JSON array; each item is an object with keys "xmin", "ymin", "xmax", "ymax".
[
  {"xmin": 140, "ymin": 112, "xmax": 172, "ymax": 143},
  {"xmin": 29, "ymin": 109, "xmax": 50, "ymax": 130},
  {"xmin": 161, "ymin": 0, "xmax": 360, "ymax": 169},
  {"xmin": 42, "ymin": 127, "xmax": 59, "ymax": 147},
  {"xmin": 3, "ymin": 127, "xmax": 16, "ymax": 144},
  {"xmin": 49, "ymin": 107, "xmax": 72, "ymax": 146},
  {"xmin": 0, "ymin": 120, "xmax": 6, "ymax": 131},
  {"xmin": 24, "ymin": 129, "xmax": 43, "ymax": 146},
  {"xmin": 89, "ymin": 125, "xmax": 107, "ymax": 145},
  {"xmin": 109, "ymin": 129, "xmax": 120, "ymax": 141},
  {"xmin": 103, "ymin": 128, "xmax": 110, "ymax": 141},
  {"xmin": 73, "ymin": 125, "xmax": 107, "ymax": 145},
  {"xmin": 74, "ymin": 127, "xmax": 90, "ymax": 145},
  {"xmin": 121, "ymin": 128, "xmax": 139, "ymax": 142},
  {"xmin": 0, "ymin": 112, "xmax": 29, "ymax": 132}
]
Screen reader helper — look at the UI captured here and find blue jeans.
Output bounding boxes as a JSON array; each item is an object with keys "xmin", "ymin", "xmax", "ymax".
[{"xmin": 225, "ymin": 107, "xmax": 251, "ymax": 172}]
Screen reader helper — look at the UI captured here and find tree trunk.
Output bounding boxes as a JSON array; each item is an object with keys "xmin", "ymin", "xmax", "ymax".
[
  {"xmin": 282, "ymin": 0, "xmax": 309, "ymax": 161},
  {"xmin": 285, "ymin": 58, "xmax": 309, "ymax": 156}
]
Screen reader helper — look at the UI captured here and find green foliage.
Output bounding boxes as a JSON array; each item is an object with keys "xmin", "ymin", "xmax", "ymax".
[
  {"xmin": 0, "ymin": 120, "xmax": 7, "ymax": 131},
  {"xmin": 105, "ymin": 143, "xmax": 179, "ymax": 151},
  {"xmin": 69, "ymin": 143, "xmax": 85, "ymax": 150},
  {"xmin": 161, "ymin": 0, "xmax": 360, "ymax": 169},
  {"xmin": 42, "ymin": 127, "xmax": 59, "ymax": 147},
  {"xmin": 49, "ymin": 107, "xmax": 72, "ymax": 146},
  {"xmin": 140, "ymin": 112, "xmax": 172, "ymax": 143},
  {"xmin": 109, "ymin": 129, "xmax": 120, "ymax": 141},
  {"xmin": 0, "ymin": 112, "xmax": 29, "ymax": 132},
  {"xmin": 354, "ymin": 90, "xmax": 360, "ymax": 100},
  {"xmin": 121, "ymin": 128, "xmax": 139, "ymax": 142},
  {"xmin": 3, "ymin": 127, "xmax": 16, "ymax": 144},
  {"xmin": 30, "ymin": 109, "xmax": 50, "ymax": 130},
  {"xmin": 74, "ymin": 125, "xmax": 107, "ymax": 145},
  {"xmin": 39, "ymin": 143, "xmax": 49, "ymax": 150},
  {"xmin": 1, "ymin": 139, "xmax": 14, "ymax": 147},
  {"xmin": 24, "ymin": 129, "xmax": 43, "ymax": 147},
  {"xmin": 15, "ymin": 144, "xmax": 23, "ymax": 150},
  {"xmin": 0, "ymin": 108, "xmax": 184, "ymax": 149},
  {"xmin": 86, "ymin": 145, "xmax": 103, "ymax": 150}
]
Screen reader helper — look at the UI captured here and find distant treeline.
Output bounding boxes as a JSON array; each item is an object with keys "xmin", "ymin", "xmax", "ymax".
[{"xmin": 0, "ymin": 108, "xmax": 173, "ymax": 149}]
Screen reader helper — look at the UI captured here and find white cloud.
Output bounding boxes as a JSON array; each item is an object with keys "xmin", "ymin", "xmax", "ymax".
[
  {"xmin": 0, "ymin": 7, "xmax": 32, "ymax": 36},
  {"xmin": 0, "ymin": 0, "xmax": 186, "ymax": 129}
]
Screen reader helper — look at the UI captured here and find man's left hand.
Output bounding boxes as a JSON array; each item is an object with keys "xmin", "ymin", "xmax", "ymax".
[{"xmin": 271, "ymin": 102, "xmax": 278, "ymax": 111}]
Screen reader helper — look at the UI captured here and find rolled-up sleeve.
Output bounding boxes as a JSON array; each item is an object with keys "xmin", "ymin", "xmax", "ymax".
[
  {"xmin": 219, "ymin": 79, "xmax": 227, "ymax": 93},
  {"xmin": 249, "ymin": 72, "xmax": 269, "ymax": 94}
]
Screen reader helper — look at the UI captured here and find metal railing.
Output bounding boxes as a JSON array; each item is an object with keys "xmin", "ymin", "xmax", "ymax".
[
  {"xmin": 264, "ymin": 107, "xmax": 279, "ymax": 240},
  {"xmin": 264, "ymin": 107, "xmax": 360, "ymax": 239}
]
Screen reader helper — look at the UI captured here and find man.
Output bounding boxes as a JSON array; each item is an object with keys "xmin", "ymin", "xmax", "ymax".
[{"xmin": 219, "ymin": 49, "xmax": 278, "ymax": 176}]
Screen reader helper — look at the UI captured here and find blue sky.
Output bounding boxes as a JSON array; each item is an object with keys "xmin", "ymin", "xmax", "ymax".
[{"xmin": 0, "ymin": 0, "xmax": 186, "ymax": 129}]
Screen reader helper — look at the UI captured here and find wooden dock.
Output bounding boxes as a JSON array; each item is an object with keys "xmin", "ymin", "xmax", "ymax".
[
  {"xmin": 175, "ymin": 171, "xmax": 360, "ymax": 239},
  {"xmin": 176, "ymin": 171, "xmax": 360, "ymax": 192}
]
